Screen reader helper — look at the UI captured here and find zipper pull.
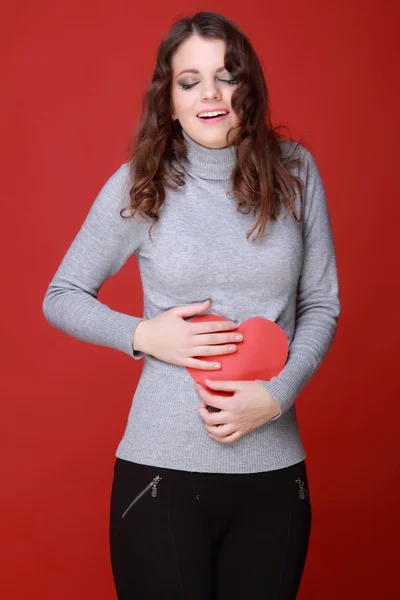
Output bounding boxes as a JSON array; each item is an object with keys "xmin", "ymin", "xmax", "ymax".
[
  {"xmin": 295, "ymin": 477, "xmax": 308, "ymax": 500},
  {"xmin": 121, "ymin": 475, "xmax": 162, "ymax": 519},
  {"xmin": 151, "ymin": 475, "xmax": 162, "ymax": 498}
]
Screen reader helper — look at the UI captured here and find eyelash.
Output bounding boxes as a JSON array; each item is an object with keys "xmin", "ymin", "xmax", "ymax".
[{"xmin": 179, "ymin": 78, "xmax": 238, "ymax": 90}]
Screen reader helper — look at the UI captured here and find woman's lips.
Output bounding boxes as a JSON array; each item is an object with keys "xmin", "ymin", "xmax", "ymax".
[{"xmin": 197, "ymin": 113, "xmax": 229, "ymax": 123}]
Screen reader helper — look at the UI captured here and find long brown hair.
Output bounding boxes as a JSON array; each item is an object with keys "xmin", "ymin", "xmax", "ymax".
[{"xmin": 122, "ymin": 11, "xmax": 309, "ymax": 242}]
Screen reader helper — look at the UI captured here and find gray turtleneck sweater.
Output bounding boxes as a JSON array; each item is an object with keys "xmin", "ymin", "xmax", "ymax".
[{"xmin": 42, "ymin": 129, "xmax": 340, "ymax": 473}]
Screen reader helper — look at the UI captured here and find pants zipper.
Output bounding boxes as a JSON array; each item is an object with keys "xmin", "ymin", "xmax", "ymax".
[
  {"xmin": 121, "ymin": 475, "xmax": 162, "ymax": 519},
  {"xmin": 295, "ymin": 477, "xmax": 309, "ymax": 500}
]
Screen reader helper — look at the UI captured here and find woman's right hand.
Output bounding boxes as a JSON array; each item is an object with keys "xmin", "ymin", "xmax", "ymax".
[{"xmin": 133, "ymin": 300, "xmax": 243, "ymax": 369}]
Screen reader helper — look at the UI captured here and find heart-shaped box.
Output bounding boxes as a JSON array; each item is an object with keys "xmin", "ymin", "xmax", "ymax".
[{"xmin": 186, "ymin": 314, "xmax": 288, "ymax": 397}]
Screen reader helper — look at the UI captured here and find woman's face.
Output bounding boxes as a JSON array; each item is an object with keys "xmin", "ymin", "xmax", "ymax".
[{"xmin": 170, "ymin": 35, "xmax": 240, "ymax": 149}]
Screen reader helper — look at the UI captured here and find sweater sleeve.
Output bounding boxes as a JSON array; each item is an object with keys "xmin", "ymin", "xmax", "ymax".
[
  {"xmin": 255, "ymin": 147, "xmax": 341, "ymax": 420},
  {"xmin": 42, "ymin": 162, "xmax": 147, "ymax": 360}
]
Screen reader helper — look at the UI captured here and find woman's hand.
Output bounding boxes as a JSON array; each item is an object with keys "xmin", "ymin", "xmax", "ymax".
[
  {"xmin": 133, "ymin": 299, "xmax": 243, "ymax": 369},
  {"xmin": 196, "ymin": 380, "xmax": 281, "ymax": 444}
]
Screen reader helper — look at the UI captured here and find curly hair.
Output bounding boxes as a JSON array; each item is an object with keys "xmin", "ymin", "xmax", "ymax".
[{"xmin": 121, "ymin": 10, "xmax": 309, "ymax": 242}]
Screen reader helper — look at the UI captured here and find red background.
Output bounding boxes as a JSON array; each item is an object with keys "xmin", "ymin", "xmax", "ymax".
[{"xmin": 2, "ymin": 1, "xmax": 398, "ymax": 598}]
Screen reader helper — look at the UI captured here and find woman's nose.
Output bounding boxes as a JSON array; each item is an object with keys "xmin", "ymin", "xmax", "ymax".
[
  {"xmin": 202, "ymin": 86, "xmax": 222, "ymax": 101},
  {"xmin": 200, "ymin": 79, "xmax": 222, "ymax": 100}
]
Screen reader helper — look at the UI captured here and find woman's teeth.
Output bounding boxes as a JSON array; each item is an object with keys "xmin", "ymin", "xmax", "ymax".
[{"xmin": 198, "ymin": 111, "xmax": 228, "ymax": 118}]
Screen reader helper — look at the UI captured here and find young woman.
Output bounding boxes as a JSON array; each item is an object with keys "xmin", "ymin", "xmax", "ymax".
[{"xmin": 43, "ymin": 10, "xmax": 340, "ymax": 600}]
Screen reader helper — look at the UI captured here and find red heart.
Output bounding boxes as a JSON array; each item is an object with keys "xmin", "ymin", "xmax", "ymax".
[{"xmin": 186, "ymin": 314, "xmax": 288, "ymax": 397}]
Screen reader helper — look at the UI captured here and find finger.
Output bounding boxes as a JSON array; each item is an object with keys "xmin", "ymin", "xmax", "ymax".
[
  {"xmin": 175, "ymin": 300, "xmax": 211, "ymax": 318},
  {"xmin": 208, "ymin": 430, "xmax": 242, "ymax": 444},
  {"xmin": 202, "ymin": 391, "xmax": 232, "ymax": 411},
  {"xmin": 205, "ymin": 423, "xmax": 234, "ymax": 437},
  {"xmin": 189, "ymin": 319, "xmax": 238, "ymax": 335},
  {"xmin": 197, "ymin": 406, "xmax": 229, "ymax": 425},
  {"xmin": 205, "ymin": 378, "xmax": 243, "ymax": 393},
  {"xmin": 195, "ymin": 383, "xmax": 230, "ymax": 410},
  {"xmin": 197, "ymin": 404, "xmax": 210, "ymax": 422}
]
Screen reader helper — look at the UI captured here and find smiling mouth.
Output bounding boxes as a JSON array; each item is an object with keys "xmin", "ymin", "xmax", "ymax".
[{"xmin": 197, "ymin": 112, "xmax": 229, "ymax": 121}]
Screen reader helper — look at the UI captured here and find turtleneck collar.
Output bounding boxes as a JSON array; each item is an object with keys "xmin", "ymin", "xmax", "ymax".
[{"xmin": 181, "ymin": 128, "xmax": 237, "ymax": 181}]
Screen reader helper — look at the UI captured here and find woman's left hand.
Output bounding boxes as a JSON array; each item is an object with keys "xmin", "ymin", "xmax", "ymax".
[{"xmin": 196, "ymin": 379, "xmax": 281, "ymax": 444}]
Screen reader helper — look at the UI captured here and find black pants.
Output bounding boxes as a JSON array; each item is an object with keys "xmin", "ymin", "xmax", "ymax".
[{"xmin": 109, "ymin": 457, "xmax": 312, "ymax": 599}]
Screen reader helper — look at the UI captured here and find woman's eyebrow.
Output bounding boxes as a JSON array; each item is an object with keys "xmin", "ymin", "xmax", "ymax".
[{"xmin": 176, "ymin": 66, "xmax": 226, "ymax": 78}]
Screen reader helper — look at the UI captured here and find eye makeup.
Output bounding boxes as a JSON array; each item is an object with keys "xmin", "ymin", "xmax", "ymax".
[{"xmin": 178, "ymin": 78, "xmax": 238, "ymax": 90}]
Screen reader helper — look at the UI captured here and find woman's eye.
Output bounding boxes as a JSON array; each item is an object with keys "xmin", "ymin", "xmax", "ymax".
[
  {"xmin": 220, "ymin": 78, "xmax": 238, "ymax": 85},
  {"xmin": 179, "ymin": 78, "xmax": 238, "ymax": 90}
]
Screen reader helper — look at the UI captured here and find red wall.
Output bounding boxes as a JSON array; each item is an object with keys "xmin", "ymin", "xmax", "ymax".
[{"xmin": 2, "ymin": 1, "xmax": 398, "ymax": 598}]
